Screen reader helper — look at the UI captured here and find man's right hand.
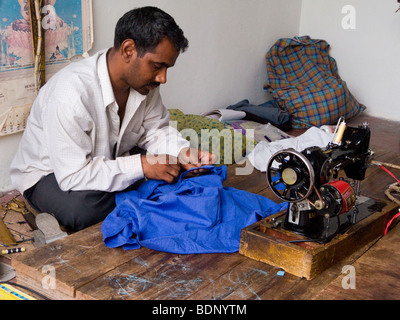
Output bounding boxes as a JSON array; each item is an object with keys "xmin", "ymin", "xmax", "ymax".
[{"xmin": 140, "ymin": 154, "xmax": 181, "ymax": 183}]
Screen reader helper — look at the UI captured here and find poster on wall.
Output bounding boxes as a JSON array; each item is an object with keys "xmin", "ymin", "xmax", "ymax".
[{"xmin": 0, "ymin": 0, "xmax": 93, "ymax": 136}]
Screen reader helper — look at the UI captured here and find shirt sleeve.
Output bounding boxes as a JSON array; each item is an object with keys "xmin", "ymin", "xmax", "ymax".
[
  {"xmin": 137, "ymin": 89, "xmax": 190, "ymax": 157},
  {"xmin": 42, "ymin": 95, "xmax": 144, "ymax": 192}
]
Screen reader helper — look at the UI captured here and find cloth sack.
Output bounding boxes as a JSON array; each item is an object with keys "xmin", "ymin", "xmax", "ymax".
[
  {"xmin": 264, "ymin": 36, "xmax": 365, "ymax": 129},
  {"xmin": 101, "ymin": 166, "xmax": 287, "ymax": 254}
]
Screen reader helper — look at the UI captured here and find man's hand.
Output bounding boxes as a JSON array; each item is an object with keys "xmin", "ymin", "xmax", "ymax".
[
  {"xmin": 178, "ymin": 147, "xmax": 218, "ymax": 173},
  {"xmin": 140, "ymin": 149, "xmax": 217, "ymax": 184},
  {"xmin": 141, "ymin": 154, "xmax": 181, "ymax": 183}
]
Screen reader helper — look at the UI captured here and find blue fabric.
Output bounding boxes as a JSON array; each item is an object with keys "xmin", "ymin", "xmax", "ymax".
[{"xmin": 101, "ymin": 166, "xmax": 287, "ymax": 254}]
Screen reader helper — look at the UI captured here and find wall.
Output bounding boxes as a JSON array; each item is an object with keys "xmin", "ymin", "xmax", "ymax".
[
  {"xmin": 0, "ymin": 133, "xmax": 21, "ymax": 192},
  {"xmin": 299, "ymin": 0, "xmax": 400, "ymax": 121},
  {"xmin": 90, "ymin": 0, "xmax": 302, "ymax": 113},
  {"xmin": 0, "ymin": 0, "xmax": 301, "ymax": 191}
]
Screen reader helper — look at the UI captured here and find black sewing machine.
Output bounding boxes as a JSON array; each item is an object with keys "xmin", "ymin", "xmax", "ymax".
[{"xmin": 266, "ymin": 120, "xmax": 380, "ymax": 243}]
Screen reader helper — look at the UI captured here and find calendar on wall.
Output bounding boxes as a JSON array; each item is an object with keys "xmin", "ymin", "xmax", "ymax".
[
  {"xmin": 0, "ymin": 103, "xmax": 31, "ymax": 136},
  {"xmin": 0, "ymin": 76, "xmax": 36, "ymax": 136}
]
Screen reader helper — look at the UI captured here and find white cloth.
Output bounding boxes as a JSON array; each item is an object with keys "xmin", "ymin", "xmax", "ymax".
[
  {"xmin": 10, "ymin": 49, "xmax": 190, "ymax": 193},
  {"xmin": 248, "ymin": 127, "xmax": 334, "ymax": 172}
]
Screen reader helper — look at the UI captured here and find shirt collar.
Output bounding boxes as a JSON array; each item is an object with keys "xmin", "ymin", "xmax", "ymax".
[
  {"xmin": 97, "ymin": 48, "xmax": 147, "ymax": 110},
  {"xmin": 97, "ymin": 48, "xmax": 116, "ymax": 109}
]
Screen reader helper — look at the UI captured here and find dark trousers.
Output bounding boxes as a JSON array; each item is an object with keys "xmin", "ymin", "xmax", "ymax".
[
  {"xmin": 23, "ymin": 147, "xmax": 146, "ymax": 232},
  {"xmin": 23, "ymin": 173, "xmax": 116, "ymax": 232}
]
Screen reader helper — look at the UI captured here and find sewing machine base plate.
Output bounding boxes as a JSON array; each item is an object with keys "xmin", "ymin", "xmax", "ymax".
[{"xmin": 239, "ymin": 196, "xmax": 399, "ymax": 280}]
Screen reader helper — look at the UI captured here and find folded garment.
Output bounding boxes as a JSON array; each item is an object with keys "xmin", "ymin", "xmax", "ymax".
[
  {"xmin": 101, "ymin": 166, "xmax": 287, "ymax": 254},
  {"xmin": 227, "ymin": 99, "xmax": 292, "ymax": 130},
  {"xmin": 201, "ymin": 109, "xmax": 246, "ymax": 122},
  {"xmin": 248, "ymin": 126, "xmax": 334, "ymax": 172}
]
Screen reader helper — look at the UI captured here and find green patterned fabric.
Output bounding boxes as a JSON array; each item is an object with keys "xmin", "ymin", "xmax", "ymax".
[{"xmin": 169, "ymin": 109, "xmax": 255, "ymax": 165}]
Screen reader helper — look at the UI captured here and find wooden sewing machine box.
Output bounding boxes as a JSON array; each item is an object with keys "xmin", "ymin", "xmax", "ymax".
[{"xmin": 239, "ymin": 198, "xmax": 399, "ymax": 280}]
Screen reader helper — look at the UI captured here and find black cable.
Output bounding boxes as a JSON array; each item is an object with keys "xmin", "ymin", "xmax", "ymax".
[{"xmin": 0, "ymin": 281, "xmax": 50, "ymax": 300}]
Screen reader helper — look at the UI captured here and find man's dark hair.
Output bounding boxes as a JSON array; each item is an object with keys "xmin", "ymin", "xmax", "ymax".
[{"xmin": 114, "ymin": 6, "xmax": 189, "ymax": 57}]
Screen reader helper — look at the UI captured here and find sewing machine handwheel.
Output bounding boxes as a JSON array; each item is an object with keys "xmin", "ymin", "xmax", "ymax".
[{"xmin": 266, "ymin": 149, "xmax": 315, "ymax": 202}]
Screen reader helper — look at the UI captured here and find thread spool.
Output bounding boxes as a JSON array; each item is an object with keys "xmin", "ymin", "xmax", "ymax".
[{"xmin": 334, "ymin": 121, "xmax": 346, "ymax": 144}]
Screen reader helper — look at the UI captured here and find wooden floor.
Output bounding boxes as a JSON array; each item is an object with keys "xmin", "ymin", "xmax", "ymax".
[{"xmin": 1, "ymin": 113, "xmax": 400, "ymax": 301}]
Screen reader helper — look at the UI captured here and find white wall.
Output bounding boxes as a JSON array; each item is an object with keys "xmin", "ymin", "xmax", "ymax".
[
  {"xmin": 299, "ymin": 0, "xmax": 400, "ymax": 121},
  {"xmin": 0, "ymin": 0, "xmax": 301, "ymax": 190},
  {"xmin": 90, "ymin": 0, "xmax": 302, "ymax": 113},
  {"xmin": 0, "ymin": 133, "xmax": 22, "ymax": 191}
]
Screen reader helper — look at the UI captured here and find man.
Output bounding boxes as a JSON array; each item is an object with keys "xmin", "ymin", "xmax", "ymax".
[{"xmin": 10, "ymin": 6, "xmax": 216, "ymax": 231}]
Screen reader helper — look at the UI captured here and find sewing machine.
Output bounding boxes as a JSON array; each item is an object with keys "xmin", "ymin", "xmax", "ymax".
[{"xmin": 265, "ymin": 120, "xmax": 374, "ymax": 243}]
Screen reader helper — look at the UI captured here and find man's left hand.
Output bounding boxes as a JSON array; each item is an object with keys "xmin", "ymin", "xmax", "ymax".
[{"xmin": 178, "ymin": 147, "xmax": 218, "ymax": 173}]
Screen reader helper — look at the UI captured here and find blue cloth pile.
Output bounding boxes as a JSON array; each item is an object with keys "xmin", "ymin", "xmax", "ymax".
[{"xmin": 101, "ymin": 166, "xmax": 287, "ymax": 254}]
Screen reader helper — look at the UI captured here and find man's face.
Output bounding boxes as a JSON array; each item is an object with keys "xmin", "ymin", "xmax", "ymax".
[{"xmin": 125, "ymin": 37, "xmax": 180, "ymax": 95}]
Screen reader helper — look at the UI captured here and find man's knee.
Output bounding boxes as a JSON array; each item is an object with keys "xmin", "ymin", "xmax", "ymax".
[
  {"xmin": 24, "ymin": 174, "xmax": 116, "ymax": 231},
  {"xmin": 57, "ymin": 192, "xmax": 115, "ymax": 231}
]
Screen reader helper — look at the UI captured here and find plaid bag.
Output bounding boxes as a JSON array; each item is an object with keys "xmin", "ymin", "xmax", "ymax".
[{"xmin": 264, "ymin": 36, "xmax": 365, "ymax": 128}]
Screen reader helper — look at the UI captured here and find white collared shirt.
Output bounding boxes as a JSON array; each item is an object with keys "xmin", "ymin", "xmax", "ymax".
[{"xmin": 10, "ymin": 49, "xmax": 190, "ymax": 193}]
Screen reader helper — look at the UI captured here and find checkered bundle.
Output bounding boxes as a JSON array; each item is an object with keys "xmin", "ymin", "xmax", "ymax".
[{"xmin": 265, "ymin": 36, "xmax": 365, "ymax": 129}]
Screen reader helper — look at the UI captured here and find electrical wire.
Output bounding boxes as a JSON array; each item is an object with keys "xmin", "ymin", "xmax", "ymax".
[
  {"xmin": 379, "ymin": 165, "xmax": 400, "ymax": 183},
  {"xmin": 384, "ymin": 210, "xmax": 400, "ymax": 236},
  {"xmin": 377, "ymin": 163, "xmax": 400, "ymax": 234}
]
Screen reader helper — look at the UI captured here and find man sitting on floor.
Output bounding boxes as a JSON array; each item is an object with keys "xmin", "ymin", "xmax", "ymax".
[{"xmin": 10, "ymin": 6, "xmax": 216, "ymax": 231}]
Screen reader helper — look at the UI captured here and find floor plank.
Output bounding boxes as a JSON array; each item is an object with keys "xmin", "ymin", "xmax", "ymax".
[
  {"xmin": 315, "ymin": 222, "xmax": 400, "ymax": 300},
  {"xmin": 12, "ymin": 223, "xmax": 146, "ymax": 298},
  {"xmin": 76, "ymin": 251, "xmax": 246, "ymax": 300}
]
